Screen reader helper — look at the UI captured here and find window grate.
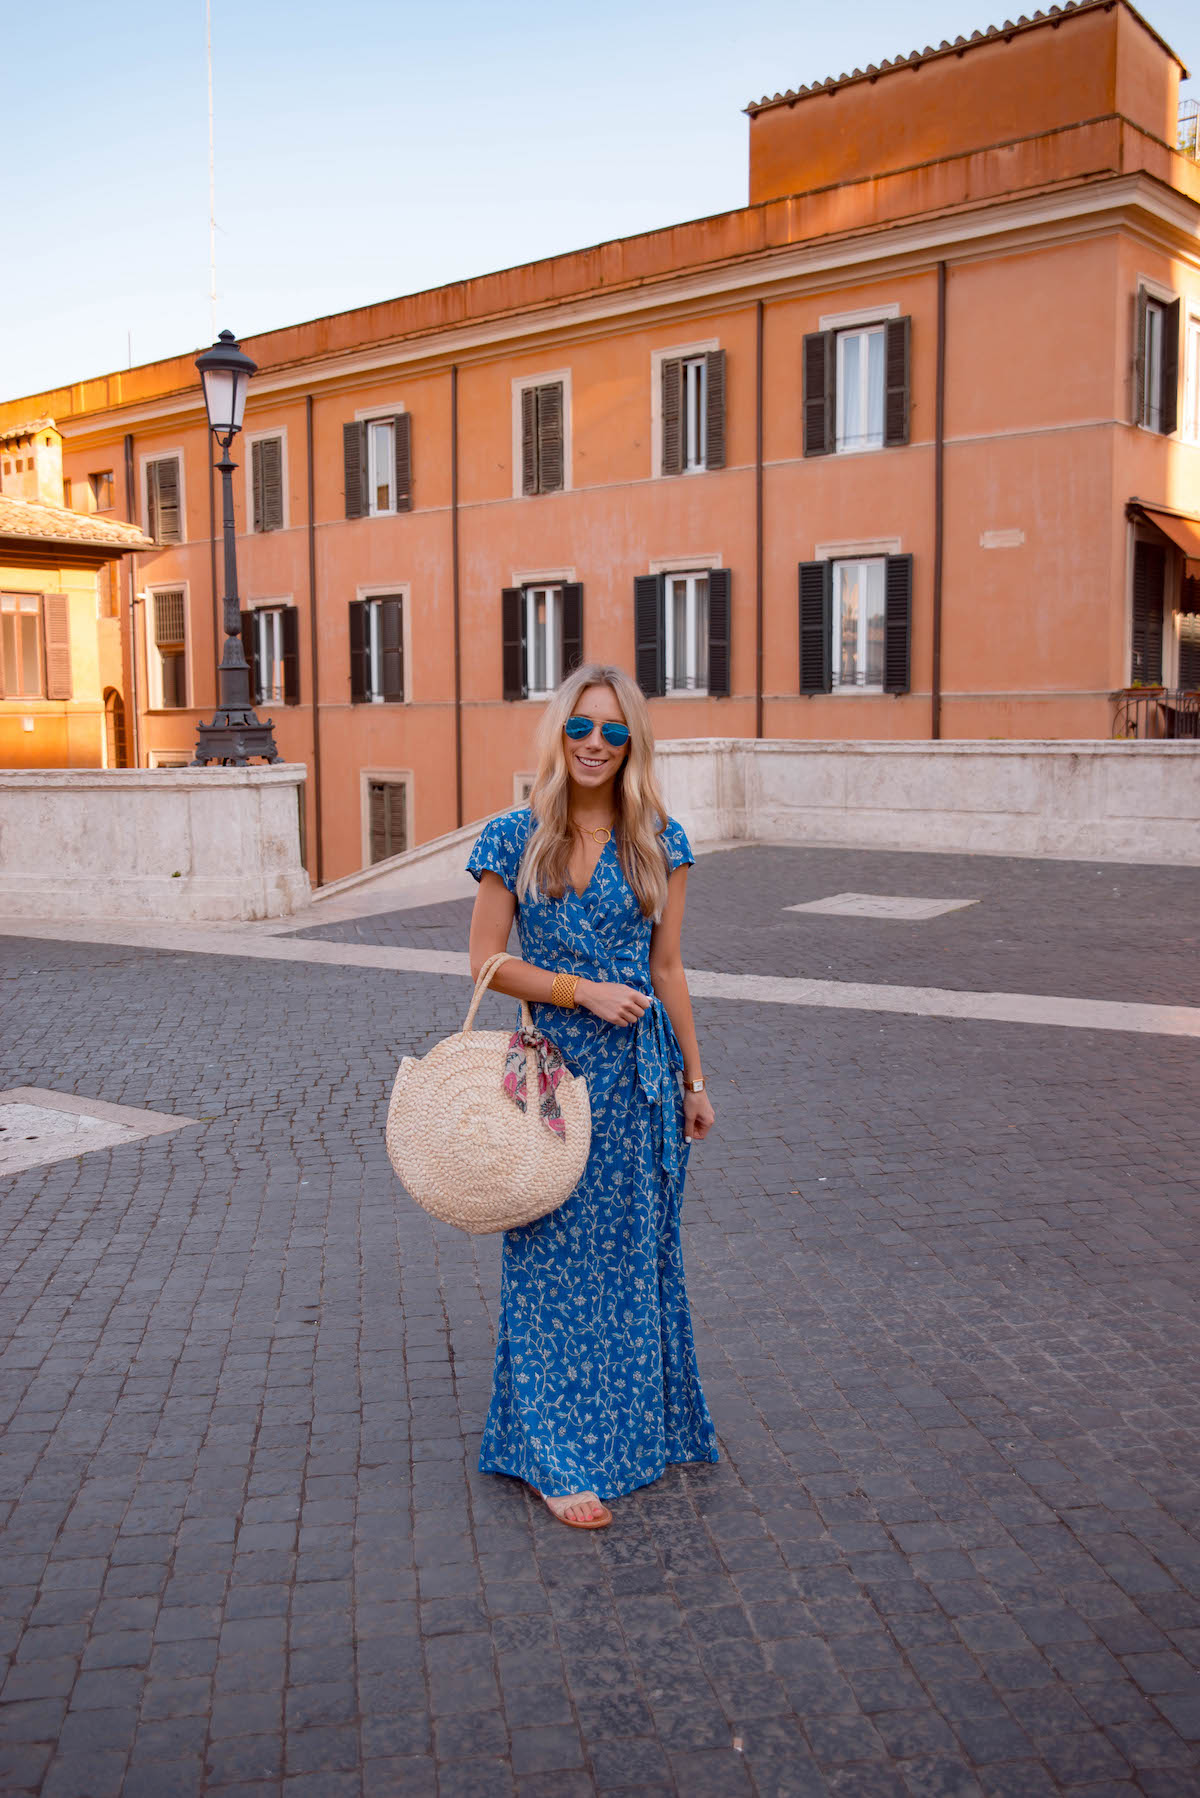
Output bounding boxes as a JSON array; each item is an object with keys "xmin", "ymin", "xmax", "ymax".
[{"xmin": 153, "ymin": 590, "xmax": 186, "ymax": 646}]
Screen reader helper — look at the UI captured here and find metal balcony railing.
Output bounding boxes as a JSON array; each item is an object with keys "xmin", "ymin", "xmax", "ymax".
[
  {"xmin": 1181, "ymin": 99, "xmax": 1199, "ymax": 162},
  {"xmin": 1111, "ymin": 687, "xmax": 1200, "ymax": 739}
]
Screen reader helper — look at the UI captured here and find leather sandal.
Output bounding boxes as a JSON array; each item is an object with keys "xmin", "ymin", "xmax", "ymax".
[{"xmin": 535, "ymin": 1488, "xmax": 612, "ymax": 1529}]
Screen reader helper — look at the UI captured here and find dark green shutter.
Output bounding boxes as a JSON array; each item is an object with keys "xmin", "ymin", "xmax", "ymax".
[
  {"xmin": 802, "ymin": 332, "xmax": 834, "ymax": 457},
  {"xmin": 282, "ymin": 605, "xmax": 300, "ymax": 704},
  {"xmin": 1178, "ymin": 615, "xmax": 1200, "ymax": 690},
  {"xmin": 502, "ymin": 587, "xmax": 526, "ymax": 699},
  {"xmin": 799, "ymin": 560, "xmax": 832, "ymax": 693},
  {"xmin": 883, "ymin": 555, "xmax": 913, "ymax": 693},
  {"xmin": 262, "ymin": 436, "xmax": 283, "ymax": 530},
  {"xmin": 241, "ymin": 610, "xmax": 260, "ymax": 704},
  {"xmin": 394, "ymin": 413, "xmax": 412, "ymax": 512},
  {"xmin": 705, "ymin": 350, "xmax": 726, "ymax": 470},
  {"xmin": 348, "ymin": 599, "xmax": 367, "ymax": 701},
  {"xmin": 661, "ymin": 358, "xmax": 683, "ymax": 476},
  {"xmin": 1131, "ymin": 541, "xmax": 1164, "ymax": 685},
  {"xmin": 1162, "ymin": 299, "xmax": 1181, "ymax": 436},
  {"xmin": 1134, "ymin": 289, "xmax": 1149, "ymax": 426},
  {"xmin": 634, "ymin": 574, "xmax": 665, "ymax": 697},
  {"xmin": 251, "ymin": 439, "xmax": 265, "ymax": 533},
  {"xmin": 561, "ymin": 583, "xmax": 583, "ymax": 675},
  {"xmin": 381, "ymin": 597, "xmax": 404, "ymax": 702},
  {"xmin": 884, "ymin": 317, "xmax": 911, "ymax": 448},
  {"xmin": 537, "ymin": 383, "xmax": 564, "ymax": 493},
  {"xmin": 343, "ymin": 421, "xmax": 367, "ymax": 518},
  {"xmin": 521, "ymin": 389, "xmax": 538, "ymax": 496},
  {"xmin": 707, "ymin": 568, "xmax": 731, "ymax": 696}
]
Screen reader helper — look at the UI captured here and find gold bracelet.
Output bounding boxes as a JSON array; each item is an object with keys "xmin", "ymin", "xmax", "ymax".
[{"xmin": 550, "ymin": 971, "xmax": 579, "ymax": 1009}]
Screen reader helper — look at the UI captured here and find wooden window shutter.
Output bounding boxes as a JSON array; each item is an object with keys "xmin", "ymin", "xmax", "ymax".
[
  {"xmin": 634, "ymin": 574, "xmax": 665, "ymax": 697},
  {"xmin": 42, "ymin": 593, "xmax": 72, "ymax": 700},
  {"xmin": 381, "ymin": 598, "xmax": 404, "ymax": 702},
  {"xmin": 240, "ymin": 610, "xmax": 260, "ymax": 703},
  {"xmin": 282, "ymin": 605, "xmax": 300, "ymax": 704},
  {"xmin": 1162, "ymin": 299, "xmax": 1181, "ymax": 436},
  {"xmin": 521, "ymin": 389, "xmax": 538, "ymax": 496},
  {"xmin": 343, "ymin": 421, "xmax": 368, "ymax": 518},
  {"xmin": 802, "ymin": 332, "xmax": 835, "ymax": 457},
  {"xmin": 348, "ymin": 599, "xmax": 367, "ymax": 702},
  {"xmin": 1178, "ymin": 615, "xmax": 1200, "ymax": 690},
  {"xmin": 707, "ymin": 568, "xmax": 731, "ymax": 696},
  {"xmin": 661, "ymin": 358, "xmax": 683, "ymax": 476},
  {"xmin": 502, "ymin": 587, "xmax": 526, "ymax": 700},
  {"xmin": 1131, "ymin": 541, "xmax": 1164, "ymax": 685},
  {"xmin": 150, "ymin": 457, "xmax": 181, "ymax": 542},
  {"xmin": 705, "ymin": 350, "xmax": 726, "ymax": 470},
  {"xmin": 798, "ymin": 560, "xmax": 833, "ymax": 693},
  {"xmin": 537, "ymin": 384, "xmax": 564, "ymax": 493},
  {"xmin": 393, "ymin": 413, "xmax": 413, "ymax": 512},
  {"xmin": 883, "ymin": 554, "xmax": 913, "ymax": 694},
  {"xmin": 251, "ymin": 440, "xmax": 266, "ymax": 533},
  {"xmin": 261, "ymin": 437, "xmax": 284, "ymax": 531},
  {"xmin": 561, "ymin": 583, "xmax": 584, "ymax": 676},
  {"xmin": 884, "ymin": 317, "xmax": 911, "ymax": 448},
  {"xmin": 1134, "ymin": 288, "xmax": 1149, "ymax": 426}
]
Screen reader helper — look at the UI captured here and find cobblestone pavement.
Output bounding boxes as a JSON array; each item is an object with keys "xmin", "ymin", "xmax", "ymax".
[
  {"xmin": 287, "ymin": 846, "xmax": 1200, "ymax": 1008},
  {"xmin": 2, "ymin": 856, "xmax": 1200, "ymax": 1797}
]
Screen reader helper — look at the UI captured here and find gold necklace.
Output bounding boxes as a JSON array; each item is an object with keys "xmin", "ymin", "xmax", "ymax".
[{"xmin": 573, "ymin": 818, "xmax": 614, "ymax": 846}]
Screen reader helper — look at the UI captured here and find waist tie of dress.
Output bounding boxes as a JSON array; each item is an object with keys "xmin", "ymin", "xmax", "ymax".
[{"xmin": 633, "ymin": 995, "xmax": 687, "ymax": 1182}]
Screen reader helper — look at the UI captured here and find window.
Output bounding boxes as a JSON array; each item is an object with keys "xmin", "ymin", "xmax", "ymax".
[
  {"xmin": 832, "ymin": 559, "xmax": 886, "ymax": 689},
  {"xmin": 145, "ymin": 456, "xmax": 182, "ymax": 542},
  {"xmin": 96, "ymin": 563, "xmax": 120, "ymax": 620},
  {"xmin": 149, "ymin": 588, "xmax": 187, "ymax": 708},
  {"xmin": 89, "ymin": 470, "xmax": 114, "ymax": 511},
  {"xmin": 519, "ymin": 381, "xmax": 565, "ymax": 495},
  {"xmin": 242, "ymin": 604, "xmax": 299, "ymax": 705},
  {"xmin": 1179, "ymin": 611, "xmax": 1200, "ymax": 690},
  {"xmin": 368, "ymin": 780, "xmax": 408, "ymax": 863},
  {"xmin": 349, "ymin": 594, "xmax": 405, "ymax": 703},
  {"xmin": 63, "ymin": 477, "xmax": 73, "ymax": 509},
  {"xmin": 633, "ymin": 570, "xmax": 731, "ymax": 698},
  {"xmin": 803, "ymin": 317, "xmax": 910, "ymax": 457},
  {"xmin": 249, "ymin": 437, "xmax": 283, "ymax": 533},
  {"xmin": 1136, "ymin": 290, "xmax": 1180, "ymax": 435},
  {"xmin": 343, "ymin": 415, "xmax": 412, "ymax": 518},
  {"xmin": 1, "ymin": 594, "xmax": 42, "ymax": 697},
  {"xmin": 501, "ymin": 583, "xmax": 582, "ymax": 700},
  {"xmin": 103, "ymin": 689, "xmax": 128, "ymax": 768},
  {"xmin": 660, "ymin": 350, "xmax": 726, "ymax": 476},
  {"xmin": 1130, "ymin": 540, "xmax": 1165, "ymax": 685},
  {"xmin": 798, "ymin": 555, "xmax": 912, "ymax": 695},
  {"xmin": 1184, "ymin": 315, "xmax": 1200, "ymax": 445}
]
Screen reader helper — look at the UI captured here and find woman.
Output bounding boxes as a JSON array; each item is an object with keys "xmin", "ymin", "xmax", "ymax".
[{"xmin": 466, "ymin": 662, "xmax": 719, "ymax": 1528}]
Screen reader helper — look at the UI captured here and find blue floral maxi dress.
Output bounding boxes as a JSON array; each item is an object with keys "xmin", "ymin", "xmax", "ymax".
[{"xmin": 466, "ymin": 808, "xmax": 719, "ymax": 1502}]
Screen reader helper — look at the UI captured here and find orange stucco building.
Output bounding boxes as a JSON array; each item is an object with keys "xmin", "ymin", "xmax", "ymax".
[{"xmin": 2, "ymin": 0, "xmax": 1198, "ymax": 882}]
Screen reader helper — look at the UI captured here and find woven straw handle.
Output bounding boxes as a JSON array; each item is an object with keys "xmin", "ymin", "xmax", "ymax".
[{"xmin": 462, "ymin": 951, "xmax": 535, "ymax": 1036}]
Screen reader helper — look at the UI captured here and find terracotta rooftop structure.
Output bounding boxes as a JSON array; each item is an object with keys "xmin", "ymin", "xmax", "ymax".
[
  {"xmin": 0, "ymin": 494, "xmax": 153, "ymax": 556},
  {"xmin": 746, "ymin": 0, "xmax": 1188, "ymax": 111}
]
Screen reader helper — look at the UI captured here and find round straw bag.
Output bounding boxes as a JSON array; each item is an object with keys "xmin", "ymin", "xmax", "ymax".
[{"xmin": 385, "ymin": 951, "xmax": 591, "ymax": 1233}]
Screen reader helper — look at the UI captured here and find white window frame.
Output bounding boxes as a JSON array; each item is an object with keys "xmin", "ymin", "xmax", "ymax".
[
  {"xmin": 1143, "ymin": 298, "xmax": 1166, "ymax": 435},
  {"xmin": 524, "ymin": 584, "xmax": 562, "ymax": 699},
  {"xmin": 1183, "ymin": 313, "xmax": 1200, "ymax": 447},
  {"xmin": 662, "ymin": 570, "xmax": 710, "ymax": 697},
  {"xmin": 651, "ymin": 339, "xmax": 718, "ymax": 479},
  {"xmin": 139, "ymin": 449, "xmax": 186, "ymax": 545},
  {"xmin": 356, "ymin": 582, "xmax": 411, "ymax": 705},
  {"xmin": 0, "ymin": 592, "xmax": 43, "ymax": 699},
  {"xmin": 835, "ymin": 325, "xmax": 886, "ymax": 455},
  {"xmin": 511, "ymin": 370, "xmax": 573, "ymax": 500},
  {"xmin": 831, "ymin": 557, "xmax": 887, "ymax": 694},
  {"xmin": 360, "ymin": 767, "xmax": 413, "ymax": 869},
  {"xmin": 243, "ymin": 428, "xmax": 289, "ymax": 534},
  {"xmin": 248, "ymin": 600, "xmax": 288, "ymax": 705},
  {"xmin": 144, "ymin": 582, "xmax": 190, "ymax": 711},
  {"xmin": 353, "ymin": 404, "xmax": 409, "ymax": 519}
]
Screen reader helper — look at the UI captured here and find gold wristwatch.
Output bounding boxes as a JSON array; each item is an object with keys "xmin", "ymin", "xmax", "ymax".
[{"xmin": 685, "ymin": 1076, "xmax": 706, "ymax": 1093}]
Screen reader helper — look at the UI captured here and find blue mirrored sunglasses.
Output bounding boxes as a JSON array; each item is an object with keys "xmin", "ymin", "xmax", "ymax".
[{"xmin": 564, "ymin": 714, "xmax": 630, "ymax": 748}]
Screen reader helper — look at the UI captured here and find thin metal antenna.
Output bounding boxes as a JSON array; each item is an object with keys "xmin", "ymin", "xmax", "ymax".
[{"xmin": 207, "ymin": 0, "xmax": 217, "ymax": 336}]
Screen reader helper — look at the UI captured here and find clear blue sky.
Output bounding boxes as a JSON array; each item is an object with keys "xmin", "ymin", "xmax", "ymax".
[{"xmin": 6, "ymin": 0, "xmax": 1196, "ymax": 399}]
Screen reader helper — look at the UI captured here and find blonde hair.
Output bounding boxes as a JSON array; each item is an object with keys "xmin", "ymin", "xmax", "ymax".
[{"xmin": 517, "ymin": 663, "xmax": 672, "ymax": 920}]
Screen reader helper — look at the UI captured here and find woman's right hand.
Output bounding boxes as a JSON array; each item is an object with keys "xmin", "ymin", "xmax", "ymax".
[{"xmin": 576, "ymin": 979, "xmax": 652, "ymax": 1026}]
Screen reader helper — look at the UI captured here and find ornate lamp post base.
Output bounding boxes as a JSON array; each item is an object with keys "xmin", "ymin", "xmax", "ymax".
[{"xmin": 192, "ymin": 708, "xmax": 280, "ymax": 766}]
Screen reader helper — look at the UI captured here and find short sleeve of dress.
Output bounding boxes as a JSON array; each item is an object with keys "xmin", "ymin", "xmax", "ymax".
[
  {"xmin": 660, "ymin": 817, "xmax": 695, "ymax": 874},
  {"xmin": 466, "ymin": 811, "xmax": 525, "ymax": 893}
]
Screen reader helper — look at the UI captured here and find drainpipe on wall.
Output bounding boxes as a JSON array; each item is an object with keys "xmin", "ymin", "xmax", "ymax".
[
  {"xmin": 755, "ymin": 299, "xmax": 765, "ymax": 740},
  {"xmin": 123, "ymin": 431, "xmax": 141, "ymax": 767},
  {"xmin": 931, "ymin": 260, "xmax": 947, "ymax": 741},
  {"xmin": 305, "ymin": 394, "xmax": 325, "ymax": 886},
  {"xmin": 451, "ymin": 364, "xmax": 463, "ymax": 829}
]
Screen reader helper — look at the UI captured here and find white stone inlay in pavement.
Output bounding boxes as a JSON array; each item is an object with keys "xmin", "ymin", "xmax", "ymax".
[
  {"xmin": 0, "ymin": 1087, "xmax": 198, "ymax": 1178},
  {"xmin": 785, "ymin": 893, "xmax": 979, "ymax": 920},
  {"xmin": 1, "ymin": 919, "xmax": 1198, "ymax": 1040}
]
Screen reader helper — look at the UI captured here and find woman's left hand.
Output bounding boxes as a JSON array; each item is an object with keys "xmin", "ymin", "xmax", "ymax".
[{"xmin": 683, "ymin": 1087, "xmax": 715, "ymax": 1143}]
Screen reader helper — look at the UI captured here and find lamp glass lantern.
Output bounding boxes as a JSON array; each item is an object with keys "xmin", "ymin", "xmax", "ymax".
[{"xmin": 196, "ymin": 329, "xmax": 257, "ymax": 442}]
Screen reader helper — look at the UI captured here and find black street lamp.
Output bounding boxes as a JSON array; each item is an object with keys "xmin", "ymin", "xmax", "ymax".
[{"xmin": 191, "ymin": 329, "xmax": 280, "ymax": 766}]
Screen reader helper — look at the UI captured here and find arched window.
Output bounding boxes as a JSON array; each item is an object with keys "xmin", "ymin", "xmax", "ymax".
[{"xmin": 103, "ymin": 688, "xmax": 129, "ymax": 768}]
